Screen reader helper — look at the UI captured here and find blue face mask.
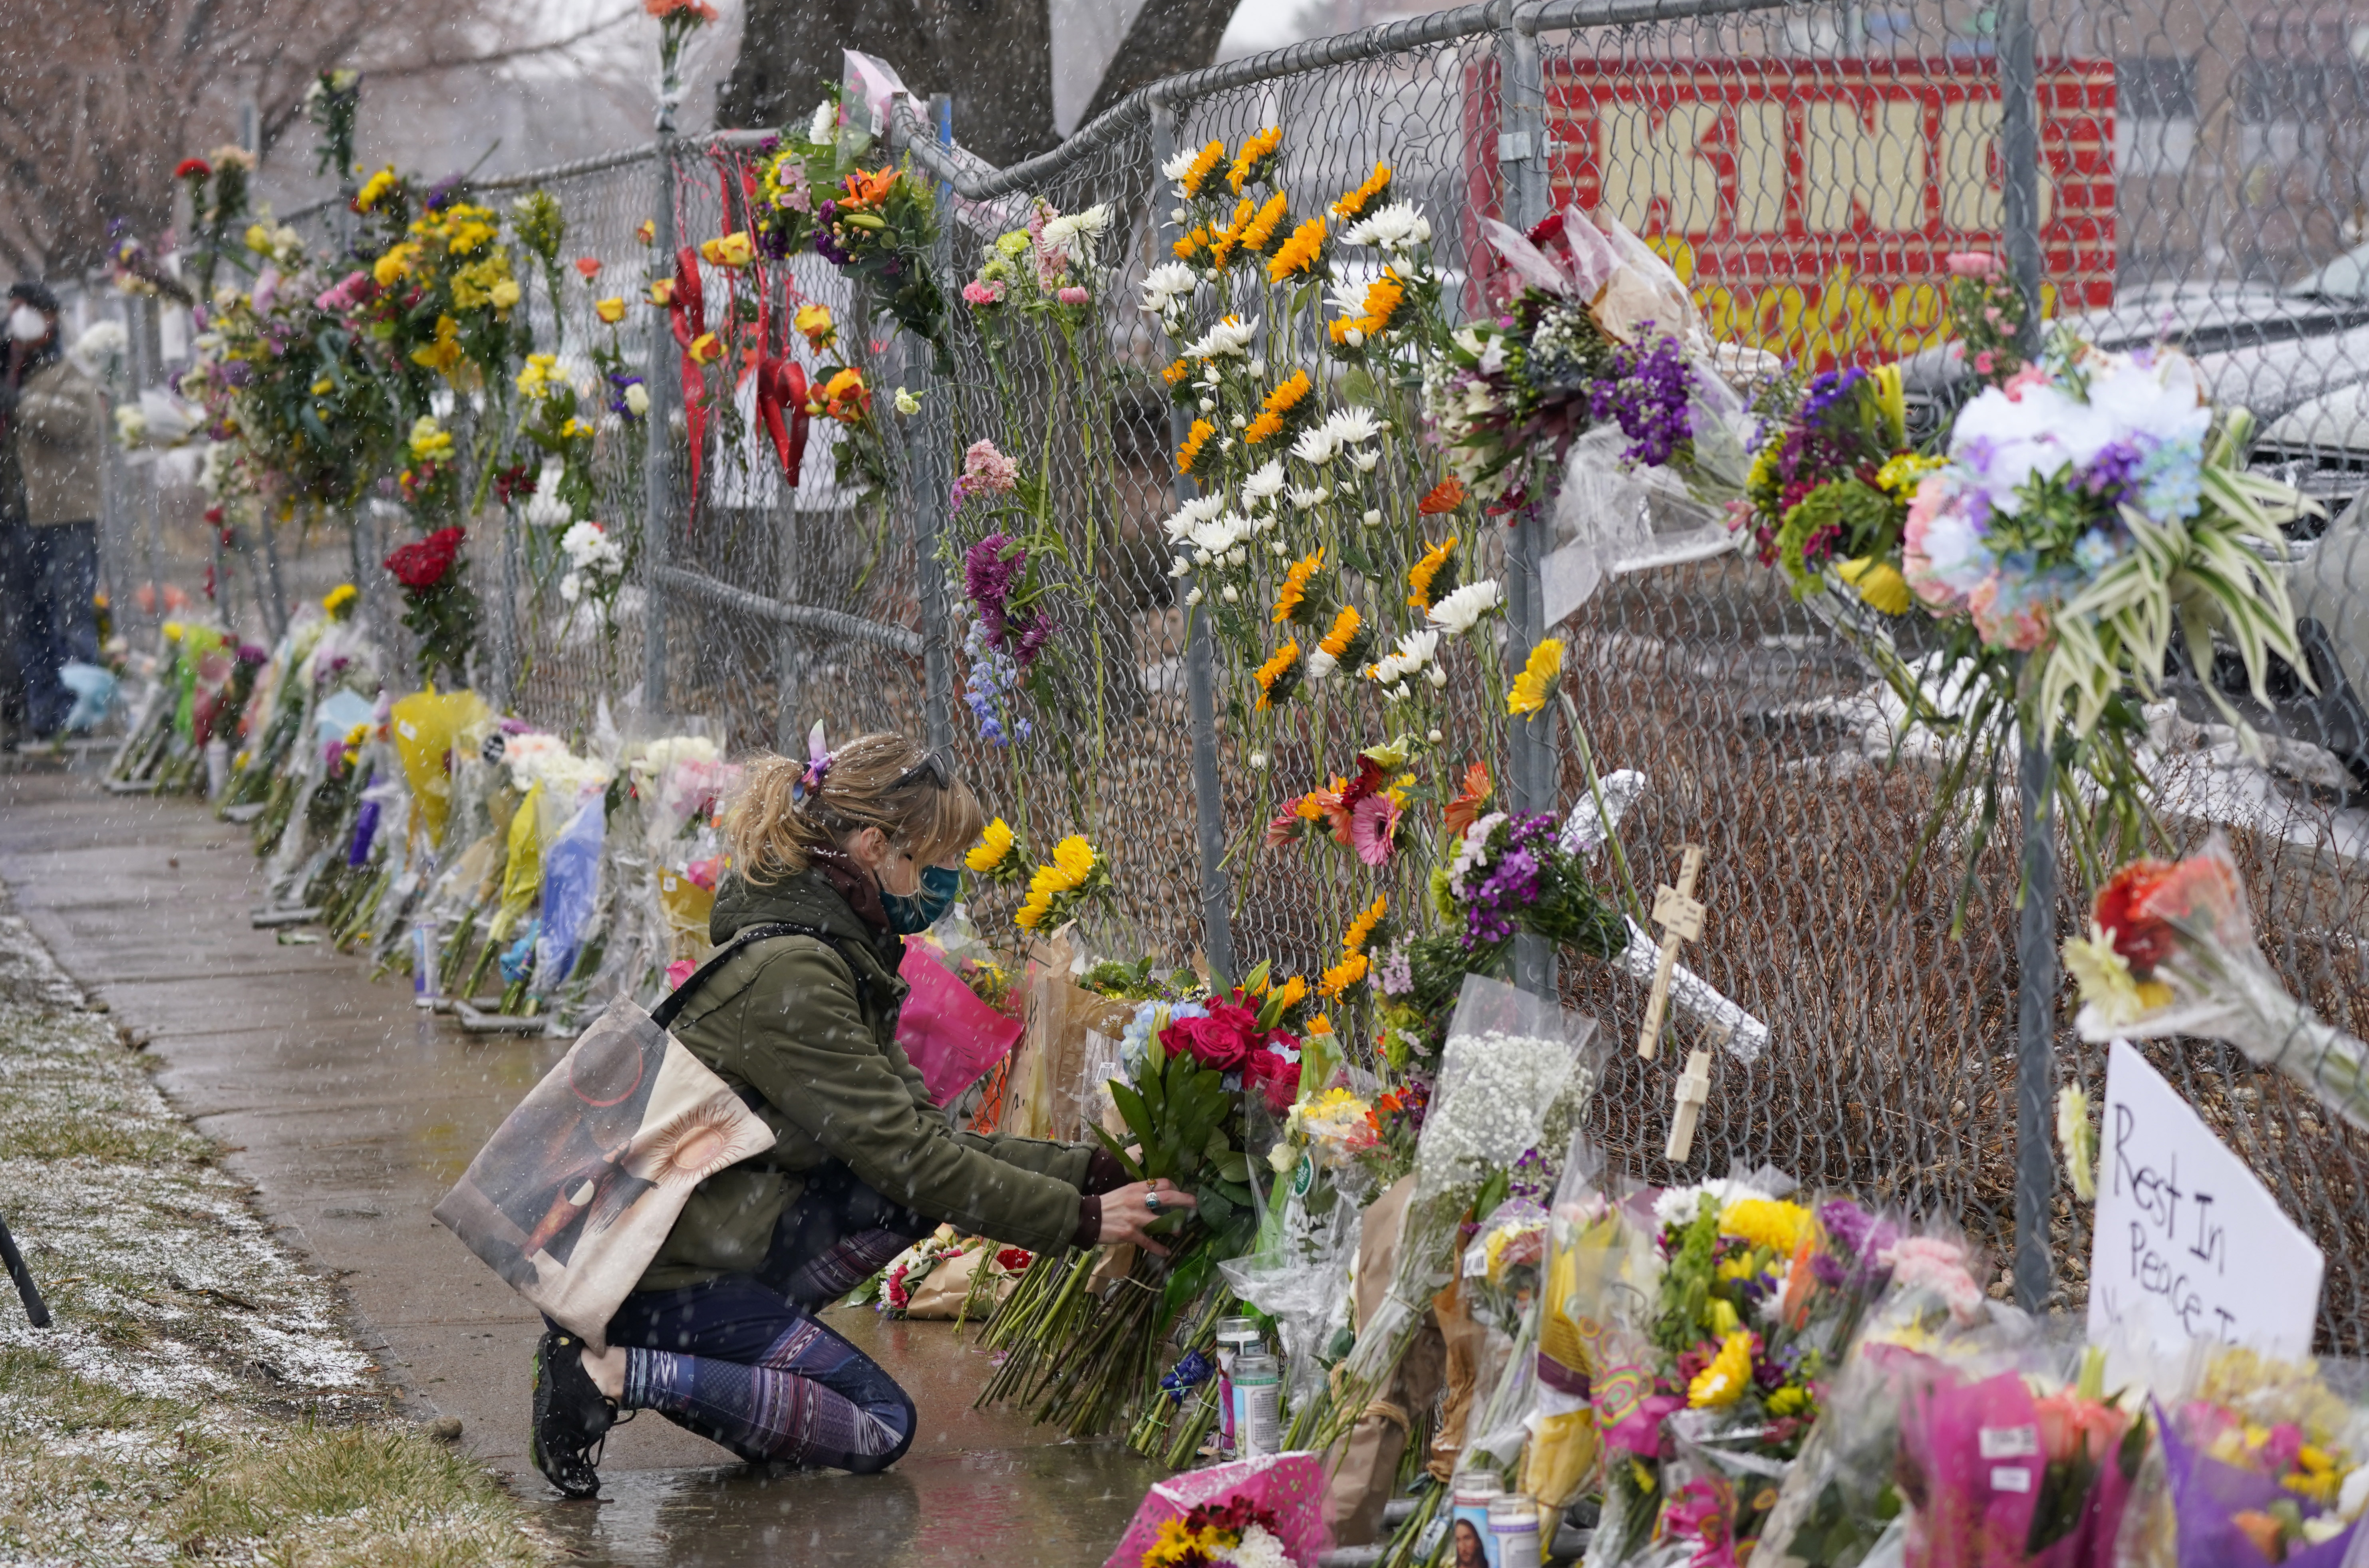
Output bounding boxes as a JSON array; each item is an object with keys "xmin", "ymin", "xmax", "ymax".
[{"xmin": 882, "ymin": 863, "xmax": 961, "ymax": 935}]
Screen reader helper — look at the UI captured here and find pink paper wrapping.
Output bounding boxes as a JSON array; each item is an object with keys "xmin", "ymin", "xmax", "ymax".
[
  {"xmin": 895, "ymin": 945, "xmax": 1024, "ymax": 1105},
  {"xmin": 1902, "ymin": 1368, "xmax": 2134, "ymax": 1568},
  {"xmin": 1103, "ymin": 1453, "xmax": 1330, "ymax": 1568}
]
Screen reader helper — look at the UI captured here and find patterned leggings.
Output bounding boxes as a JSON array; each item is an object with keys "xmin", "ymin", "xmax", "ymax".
[{"xmin": 606, "ymin": 1273, "xmax": 917, "ymax": 1473}]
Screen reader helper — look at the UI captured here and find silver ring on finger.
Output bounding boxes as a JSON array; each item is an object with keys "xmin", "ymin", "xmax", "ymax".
[{"xmin": 1144, "ymin": 1192, "xmax": 1163, "ymax": 1216}]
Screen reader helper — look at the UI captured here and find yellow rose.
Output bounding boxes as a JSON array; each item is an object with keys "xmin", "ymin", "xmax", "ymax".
[
  {"xmin": 687, "ymin": 332, "xmax": 723, "ymax": 365},
  {"xmin": 594, "ymin": 296, "xmax": 627, "ymax": 324},
  {"xmin": 489, "ymin": 278, "xmax": 521, "ymax": 310}
]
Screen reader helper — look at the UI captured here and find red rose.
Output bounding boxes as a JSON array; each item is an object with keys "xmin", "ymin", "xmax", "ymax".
[
  {"xmin": 175, "ymin": 157, "xmax": 211, "ymax": 181},
  {"xmin": 1243, "ymin": 1039, "xmax": 1301, "ymax": 1113},
  {"xmin": 384, "ymin": 526, "xmax": 466, "ymax": 591},
  {"xmin": 2092, "ymin": 860, "xmax": 2178, "ymax": 974},
  {"xmin": 1164, "ymin": 1004, "xmax": 1258, "ymax": 1071},
  {"xmin": 996, "ymin": 1247, "xmax": 1033, "ymax": 1273}
]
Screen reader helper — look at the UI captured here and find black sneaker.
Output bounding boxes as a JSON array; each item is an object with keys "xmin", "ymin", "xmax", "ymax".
[{"xmin": 529, "ymin": 1328, "xmax": 617, "ymax": 1499}]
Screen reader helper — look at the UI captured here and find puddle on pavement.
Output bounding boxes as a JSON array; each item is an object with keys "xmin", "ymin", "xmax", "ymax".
[{"xmin": 533, "ymin": 1443, "xmax": 1163, "ymax": 1566}]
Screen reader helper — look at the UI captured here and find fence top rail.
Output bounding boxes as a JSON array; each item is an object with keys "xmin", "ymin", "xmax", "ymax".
[{"xmin": 274, "ymin": 0, "xmax": 1805, "ymax": 234}]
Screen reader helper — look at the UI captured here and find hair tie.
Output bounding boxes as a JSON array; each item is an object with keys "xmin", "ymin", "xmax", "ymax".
[{"xmin": 795, "ymin": 720, "xmax": 834, "ymax": 801}]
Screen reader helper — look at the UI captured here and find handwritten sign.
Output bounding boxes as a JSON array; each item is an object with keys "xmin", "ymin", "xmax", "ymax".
[{"xmin": 2087, "ymin": 1039, "xmax": 2322, "ymax": 1361}]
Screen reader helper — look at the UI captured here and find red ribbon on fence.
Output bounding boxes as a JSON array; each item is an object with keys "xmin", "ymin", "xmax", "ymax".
[
  {"xmin": 670, "ymin": 245, "xmax": 708, "ymax": 516},
  {"xmin": 754, "ymin": 358, "xmax": 810, "ymax": 483}
]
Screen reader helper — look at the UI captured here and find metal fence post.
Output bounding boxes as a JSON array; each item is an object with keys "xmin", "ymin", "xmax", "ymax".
[
  {"xmin": 1502, "ymin": 3, "xmax": 1558, "ymax": 1000},
  {"xmin": 642, "ymin": 140, "xmax": 678, "ymax": 714},
  {"xmin": 1995, "ymin": 0, "xmax": 2057, "ymax": 1315},
  {"xmin": 1155, "ymin": 97, "xmax": 1236, "ymax": 984},
  {"xmin": 911, "ymin": 91, "xmax": 957, "ymax": 756}
]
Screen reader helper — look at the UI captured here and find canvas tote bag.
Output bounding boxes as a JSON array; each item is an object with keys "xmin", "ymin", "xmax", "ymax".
[{"xmin": 433, "ymin": 925, "xmax": 813, "ymax": 1348}]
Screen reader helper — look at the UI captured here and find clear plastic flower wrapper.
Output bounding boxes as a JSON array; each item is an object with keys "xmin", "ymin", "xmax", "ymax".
[
  {"xmin": 1313, "ymin": 974, "xmax": 1601, "ymax": 1451},
  {"xmin": 2063, "ymin": 832, "xmax": 2369, "ymax": 1137},
  {"xmin": 1753, "ymin": 1232, "xmax": 2106, "ymax": 1568},
  {"xmin": 2115, "ymin": 1345, "xmax": 2369, "ymax": 1568}
]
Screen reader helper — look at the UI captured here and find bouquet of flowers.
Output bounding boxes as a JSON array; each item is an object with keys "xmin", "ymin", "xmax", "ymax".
[
  {"xmin": 978, "ymin": 985, "xmax": 1264, "ymax": 1438},
  {"xmin": 1751, "ymin": 1230, "xmax": 2021, "ymax": 1568},
  {"xmin": 1732, "ymin": 364, "xmax": 1929, "ymax": 612},
  {"xmin": 1310, "ymin": 975, "xmax": 1599, "ymax": 1451},
  {"xmin": 1435, "ymin": 808, "xmax": 1626, "ymax": 959},
  {"xmin": 2063, "ymin": 837, "xmax": 2369, "ymax": 1136},
  {"xmin": 385, "ymin": 526, "xmax": 481, "ymax": 688},
  {"xmin": 1422, "ymin": 206, "xmax": 1709, "ymax": 514},
  {"xmin": 2122, "ymin": 1346, "xmax": 2369, "ymax": 1567},
  {"xmin": 1108, "ymin": 1453, "xmax": 1328, "ymax": 1568},
  {"xmin": 1597, "ymin": 1188, "xmax": 1906, "ymax": 1567}
]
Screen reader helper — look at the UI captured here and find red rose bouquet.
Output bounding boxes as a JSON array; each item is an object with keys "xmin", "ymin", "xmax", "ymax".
[{"xmin": 384, "ymin": 526, "xmax": 481, "ymax": 688}]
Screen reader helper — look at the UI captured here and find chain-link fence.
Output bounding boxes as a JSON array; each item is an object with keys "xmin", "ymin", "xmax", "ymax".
[{"xmin": 74, "ymin": 0, "xmax": 2369, "ymax": 1352}]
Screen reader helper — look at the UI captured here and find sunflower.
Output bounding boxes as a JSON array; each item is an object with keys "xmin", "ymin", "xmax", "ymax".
[
  {"xmin": 1328, "ymin": 268, "xmax": 1405, "ymax": 345},
  {"xmin": 1508, "ymin": 636, "xmax": 1565, "ymax": 715},
  {"xmin": 965, "ymin": 816, "xmax": 1020, "ymax": 877},
  {"xmin": 1207, "ymin": 199, "xmax": 1256, "ymax": 267},
  {"xmin": 1405, "ymin": 535, "xmax": 1458, "ymax": 609},
  {"xmin": 1253, "ymin": 639, "xmax": 1302, "ymax": 711},
  {"xmin": 1418, "ymin": 476, "xmax": 1466, "ymax": 514},
  {"xmin": 1161, "ymin": 358, "xmax": 1192, "ymax": 388},
  {"xmin": 1272, "ymin": 547, "xmax": 1326, "ymax": 625},
  {"xmin": 1313, "ymin": 605, "xmax": 1359, "ymax": 658},
  {"xmin": 1179, "ymin": 139, "xmax": 1226, "ymax": 197},
  {"xmin": 1342, "ymin": 893, "xmax": 1387, "ymax": 955},
  {"xmin": 1318, "ymin": 952, "xmax": 1369, "ymax": 999},
  {"xmin": 1051, "ymin": 835, "xmax": 1097, "ymax": 885},
  {"xmin": 1330, "ymin": 163, "xmax": 1393, "ymax": 220},
  {"xmin": 1173, "ymin": 226, "xmax": 1209, "ymax": 263},
  {"xmin": 1239, "ymin": 192, "xmax": 1290, "ymax": 255},
  {"xmin": 1227, "ymin": 126, "xmax": 1282, "ymax": 193},
  {"xmin": 1175, "ymin": 418, "xmax": 1215, "ymax": 476},
  {"xmin": 1266, "ymin": 216, "xmax": 1326, "ymax": 283}
]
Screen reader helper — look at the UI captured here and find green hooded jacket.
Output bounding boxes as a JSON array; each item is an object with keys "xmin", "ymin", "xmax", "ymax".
[{"xmin": 636, "ymin": 865, "xmax": 1092, "ymax": 1292}]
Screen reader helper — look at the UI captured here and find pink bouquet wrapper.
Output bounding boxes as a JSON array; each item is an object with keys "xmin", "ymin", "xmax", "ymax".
[
  {"xmin": 1902, "ymin": 1368, "xmax": 2133, "ymax": 1568},
  {"xmin": 896, "ymin": 945, "xmax": 1023, "ymax": 1105},
  {"xmin": 1103, "ymin": 1453, "xmax": 1329, "ymax": 1568}
]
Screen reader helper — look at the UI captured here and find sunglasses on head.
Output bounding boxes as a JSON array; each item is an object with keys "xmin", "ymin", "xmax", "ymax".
[{"xmin": 890, "ymin": 750, "xmax": 952, "ymax": 792}]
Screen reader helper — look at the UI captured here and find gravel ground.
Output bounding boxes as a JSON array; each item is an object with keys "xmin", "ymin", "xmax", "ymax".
[{"xmin": 0, "ymin": 893, "xmax": 554, "ymax": 1566}]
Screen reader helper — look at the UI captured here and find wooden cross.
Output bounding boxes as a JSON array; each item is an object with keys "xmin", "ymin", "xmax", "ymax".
[
  {"xmin": 1665, "ymin": 1048, "xmax": 1714, "ymax": 1163},
  {"xmin": 1636, "ymin": 844, "xmax": 1706, "ymax": 1060}
]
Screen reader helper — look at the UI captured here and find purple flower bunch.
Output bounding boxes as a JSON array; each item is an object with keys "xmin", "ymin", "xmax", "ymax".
[
  {"xmin": 961, "ymin": 617, "xmax": 1032, "ymax": 747},
  {"xmin": 962, "ymin": 533, "xmax": 1051, "ymax": 669},
  {"xmin": 1461, "ymin": 812, "xmax": 1559, "ymax": 948},
  {"xmin": 1588, "ymin": 329, "xmax": 1694, "ymax": 469},
  {"xmin": 606, "ymin": 369, "xmax": 645, "ymax": 421},
  {"xmin": 1811, "ymin": 1198, "xmax": 1900, "ymax": 1290}
]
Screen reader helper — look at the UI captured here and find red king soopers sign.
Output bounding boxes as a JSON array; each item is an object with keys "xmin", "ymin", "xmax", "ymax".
[{"xmin": 1467, "ymin": 58, "xmax": 2116, "ymax": 370}]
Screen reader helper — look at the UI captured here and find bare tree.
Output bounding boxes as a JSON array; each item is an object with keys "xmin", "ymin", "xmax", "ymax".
[
  {"xmin": 720, "ymin": 0, "xmax": 1242, "ymax": 167},
  {"xmin": 0, "ymin": 0, "xmax": 632, "ymax": 281}
]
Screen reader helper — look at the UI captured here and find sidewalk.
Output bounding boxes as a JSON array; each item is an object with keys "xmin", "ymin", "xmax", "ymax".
[{"xmin": 0, "ymin": 769, "xmax": 1158, "ymax": 1567}]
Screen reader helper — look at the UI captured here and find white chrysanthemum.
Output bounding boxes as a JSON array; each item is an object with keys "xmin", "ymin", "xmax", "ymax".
[
  {"xmin": 1427, "ymin": 578, "xmax": 1504, "ymax": 635},
  {"xmin": 1305, "ymin": 649, "xmax": 1339, "ymax": 681},
  {"xmin": 1342, "ymin": 202, "xmax": 1432, "ymax": 251},
  {"xmin": 808, "ymin": 100, "xmax": 837, "ymax": 145},
  {"xmin": 1370, "ymin": 628, "xmax": 1439, "ymax": 685},
  {"xmin": 1161, "ymin": 492, "xmax": 1226, "ymax": 544},
  {"xmin": 1041, "ymin": 203, "xmax": 1112, "ymax": 262},
  {"xmin": 1216, "ymin": 1523, "xmax": 1293, "ymax": 1568},
  {"xmin": 1241, "ymin": 459, "xmax": 1287, "ymax": 506},
  {"xmin": 1291, "ymin": 425, "xmax": 1343, "ymax": 466},
  {"xmin": 559, "ymin": 520, "xmax": 626, "ymax": 576},
  {"xmin": 1139, "ymin": 261, "xmax": 1196, "ymax": 318},
  {"xmin": 1159, "ymin": 145, "xmax": 1199, "ymax": 181},
  {"xmin": 1321, "ymin": 406, "xmax": 1385, "ymax": 447},
  {"xmin": 1651, "ymin": 1178, "xmax": 1776, "ymax": 1231},
  {"xmin": 1188, "ymin": 512, "xmax": 1254, "ymax": 554},
  {"xmin": 1287, "ymin": 484, "xmax": 1331, "ymax": 509},
  {"xmin": 1184, "ymin": 315, "xmax": 1258, "ymax": 359}
]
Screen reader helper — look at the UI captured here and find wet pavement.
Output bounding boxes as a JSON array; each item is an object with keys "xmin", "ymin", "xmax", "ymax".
[{"xmin": 0, "ymin": 768, "xmax": 1161, "ymax": 1566}]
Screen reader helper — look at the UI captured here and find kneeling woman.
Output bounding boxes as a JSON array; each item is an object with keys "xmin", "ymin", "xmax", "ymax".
[{"xmin": 530, "ymin": 732, "xmax": 1189, "ymax": 1494}]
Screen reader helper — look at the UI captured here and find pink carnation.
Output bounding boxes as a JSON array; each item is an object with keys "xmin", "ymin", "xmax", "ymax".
[
  {"xmin": 1057, "ymin": 285, "xmax": 1090, "ymax": 305},
  {"xmin": 665, "ymin": 958, "xmax": 697, "ymax": 990},
  {"xmin": 950, "ymin": 439, "xmax": 1020, "ymax": 511},
  {"xmin": 961, "ymin": 278, "xmax": 1006, "ymax": 307},
  {"xmin": 1944, "ymin": 251, "xmax": 2001, "ymax": 278},
  {"xmin": 1880, "ymin": 1235, "xmax": 1984, "ymax": 1322}
]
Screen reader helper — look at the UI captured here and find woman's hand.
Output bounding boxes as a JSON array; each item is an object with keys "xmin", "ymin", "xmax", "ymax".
[{"xmin": 1095, "ymin": 1179, "xmax": 1197, "ymax": 1257}]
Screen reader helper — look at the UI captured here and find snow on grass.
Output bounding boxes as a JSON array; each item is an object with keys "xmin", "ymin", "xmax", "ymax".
[{"xmin": 0, "ymin": 908, "xmax": 552, "ymax": 1566}]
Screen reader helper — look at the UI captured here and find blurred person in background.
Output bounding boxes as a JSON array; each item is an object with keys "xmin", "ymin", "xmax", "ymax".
[{"xmin": 0, "ymin": 282, "xmax": 105, "ymax": 742}]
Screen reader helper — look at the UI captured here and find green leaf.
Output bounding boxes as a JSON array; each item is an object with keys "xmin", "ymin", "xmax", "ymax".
[
  {"xmin": 1214, "ymin": 1150, "xmax": 1250, "ymax": 1183},
  {"xmin": 1092, "ymin": 1123, "xmax": 1145, "ymax": 1183}
]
